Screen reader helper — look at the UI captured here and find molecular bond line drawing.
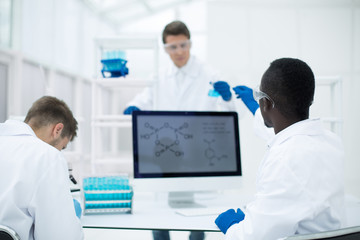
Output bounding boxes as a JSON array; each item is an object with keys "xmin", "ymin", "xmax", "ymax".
[
  {"xmin": 140, "ymin": 122, "xmax": 193, "ymax": 157},
  {"xmin": 204, "ymin": 139, "xmax": 228, "ymax": 166}
]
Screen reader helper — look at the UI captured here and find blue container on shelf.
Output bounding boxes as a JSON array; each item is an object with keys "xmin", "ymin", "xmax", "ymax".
[
  {"xmin": 101, "ymin": 58, "xmax": 129, "ymax": 78},
  {"xmin": 83, "ymin": 175, "xmax": 133, "ymax": 214},
  {"xmin": 101, "ymin": 50, "xmax": 129, "ymax": 78}
]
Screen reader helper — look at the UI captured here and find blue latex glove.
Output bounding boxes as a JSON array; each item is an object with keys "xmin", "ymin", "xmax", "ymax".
[
  {"xmin": 123, "ymin": 106, "xmax": 141, "ymax": 115},
  {"xmin": 233, "ymin": 86, "xmax": 259, "ymax": 115},
  {"xmin": 213, "ymin": 81, "xmax": 232, "ymax": 101},
  {"xmin": 73, "ymin": 199, "xmax": 82, "ymax": 219},
  {"xmin": 215, "ymin": 208, "xmax": 245, "ymax": 234}
]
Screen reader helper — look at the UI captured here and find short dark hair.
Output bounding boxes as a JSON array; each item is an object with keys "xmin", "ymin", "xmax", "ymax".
[
  {"xmin": 261, "ymin": 58, "xmax": 315, "ymax": 119},
  {"xmin": 162, "ymin": 20, "xmax": 191, "ymax": 44},
  {"xmin": 24, "ymin": 96, "xmax": 78, "ymax": 141}
]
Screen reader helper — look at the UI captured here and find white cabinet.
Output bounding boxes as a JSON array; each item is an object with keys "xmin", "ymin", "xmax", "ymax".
[{"xmin": 91, "ymin": 36, "xmax": 159, "ymax": 174}]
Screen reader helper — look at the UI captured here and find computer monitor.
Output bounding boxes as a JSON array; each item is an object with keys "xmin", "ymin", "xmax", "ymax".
[{"xmin": 132, "ymin": 111, "xmax": 242, "ymax": 208}]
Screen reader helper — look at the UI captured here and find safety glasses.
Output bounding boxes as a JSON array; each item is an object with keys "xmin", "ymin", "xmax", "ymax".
[
  {"xmin": 253, "ymin": 86, "xmax": 275, "ymax": 108},
  {"xmin": 164, "ymin": 40, "xmax": 191, "ymax": 53}
]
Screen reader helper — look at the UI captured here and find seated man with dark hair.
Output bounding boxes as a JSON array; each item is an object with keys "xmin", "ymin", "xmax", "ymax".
[
  {"xmin": 0, "ymin": 96, "xmax": 84, "ymax": 240},
  {"xmin": 215, "ymin": 58, "xmax": 345, "ymax": 240}
]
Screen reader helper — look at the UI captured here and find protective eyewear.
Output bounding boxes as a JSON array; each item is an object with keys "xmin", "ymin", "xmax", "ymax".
[
  {"xmin": 253, "ymin": 86, "xmax": 275, "ymax": 108},
  {"xmin": 164, "ymin": 40, "xmax": 191, "ymax": 53}
]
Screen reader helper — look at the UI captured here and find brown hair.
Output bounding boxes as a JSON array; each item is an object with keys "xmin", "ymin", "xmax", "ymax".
[
  {"xmin": 162, "ymin": 20, "xmax": 191, "ymax": 44},
  {"xmin": 24, "ymin": 96, "xmax": 78, "ymax": 141}
]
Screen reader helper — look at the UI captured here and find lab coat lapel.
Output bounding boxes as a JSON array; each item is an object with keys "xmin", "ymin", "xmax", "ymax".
[{"xmin": 176, "ymin": 57, "xmax": 201, "ymax": 109}]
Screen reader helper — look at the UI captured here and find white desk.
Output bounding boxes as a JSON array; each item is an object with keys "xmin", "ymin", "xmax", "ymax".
[
  {"xmin": 81, "ymin": 192, "xmax": 253, "ymax": 231},
  {"xmin": 81, "ymin": 193, "xmax": 360, "ymax": 231}
]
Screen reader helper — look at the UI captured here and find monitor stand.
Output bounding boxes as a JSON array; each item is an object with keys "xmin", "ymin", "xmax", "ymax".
[{"xmin": 168, "ymin": 192, "xmax": 206, "ymax": 208}]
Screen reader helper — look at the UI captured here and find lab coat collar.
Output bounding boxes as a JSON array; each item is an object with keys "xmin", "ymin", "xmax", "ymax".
[
  {"xmin": 0, "ymin": 119, "xmax": 36, "ymax": 137},
  {"xmin": 167, "ymin": 55, "xmax": 201, "ymax": 78},
  {"xmin": 266, "ymin": 118, "xmax": 323, "ymax": 148}
]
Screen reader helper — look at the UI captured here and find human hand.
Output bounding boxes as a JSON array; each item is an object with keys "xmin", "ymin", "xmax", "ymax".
[
  {"xmin": 215, "ymin": 208, "xmax": 245, "ymax": 234},
  {"xmin": 73, "ymin": 199, "xmax": 82, "ymax": 219},
  {"xmin": 233, "ymin": 86, "xmax": 259, "ymax": 115},
  {"xmin": 213, "ymin": 81, "xmax": 232, "ymax": 101},
  {"xmin": 123, "ymin": 106, "xmax": 141, "ymax": 115}
]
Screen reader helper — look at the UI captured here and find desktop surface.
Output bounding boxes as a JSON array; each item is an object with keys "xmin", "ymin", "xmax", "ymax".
[
  {"xmin": 81, "ymin": 192, "xmax": 253, "ymax": 231},
  {"xmin": 81, "ymin": 193, "xmax": 360, "ymax": 231}
]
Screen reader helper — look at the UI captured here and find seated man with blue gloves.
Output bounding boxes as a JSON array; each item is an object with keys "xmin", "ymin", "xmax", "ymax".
[{"xmin": 215, "ymin": 58, "xmax": 345, "ymax": 239}]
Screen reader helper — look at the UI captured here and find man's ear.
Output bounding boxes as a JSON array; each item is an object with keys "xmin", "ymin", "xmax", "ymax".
[
  {"xmin": 52, "ymin": 123, "xmax": 64, "ymax": 139},
  {"xmin": 262, "ymin": 98, "xmax": 273, "ymax": 112}
]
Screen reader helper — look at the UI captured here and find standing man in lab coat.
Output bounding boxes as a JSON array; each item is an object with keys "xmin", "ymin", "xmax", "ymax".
[
  {"xmin": 123, "ymin": 20, "xmax": 239, "ymax": 114},
  {"xmin": 124, "ymin": 20, "xmax": 242, "ymax": 240},
  {"xmin": 0, "ymin": 96, "xmax": 84, "ymax": 240},
  {"xmin": 215, "ymin": 58, "xmax": 345, "ymax": 240}
]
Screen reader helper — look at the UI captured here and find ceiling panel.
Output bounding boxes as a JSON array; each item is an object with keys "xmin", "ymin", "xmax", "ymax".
[{"xmin": 82, "ymin": 0, "xmax": 195, "ymax": 27}]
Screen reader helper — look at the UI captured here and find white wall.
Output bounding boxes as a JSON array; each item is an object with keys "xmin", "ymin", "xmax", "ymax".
[
  {"xmin": 5, "ymin": 0, "xmax": 117, "ymax": 116},
  {"xmin": 20, "ymin": 0, "xmax": 115, "ymax": 77},
  {"xmin": 207, "ymin": 0, "xmax": 360, "ymax": 198}
]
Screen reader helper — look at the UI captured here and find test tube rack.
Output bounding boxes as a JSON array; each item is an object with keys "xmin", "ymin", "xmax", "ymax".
[{"xmin": 83, "ymin": 175, "xmax": 133, "ymax": 214}]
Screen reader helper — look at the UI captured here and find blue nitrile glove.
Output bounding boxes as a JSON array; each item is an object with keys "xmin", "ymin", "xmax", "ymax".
[
  {"xmin": 233, "ymin": 86, "xmax": 259, "ymax": 115},
  {"xmin": 213, "ymin": 81, "xmax": 232, "ymax": 101},
  {"xmin": 215, "ymin": 208, "xmax": 245, "ymax": 234},
  {"xmin": 73, "ymin": 199, "xmax": 82, "ymax": 219},
  {"xmin": 123, "ymin": 106, "xmax": 141, "ymax": 115}
]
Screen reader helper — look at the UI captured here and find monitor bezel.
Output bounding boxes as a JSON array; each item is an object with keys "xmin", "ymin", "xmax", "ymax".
[{"xmin": 132, "ymin": 111, "xmax": 242, "ymax": 179}]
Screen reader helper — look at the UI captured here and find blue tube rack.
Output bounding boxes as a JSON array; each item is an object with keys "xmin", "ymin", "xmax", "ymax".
[{"xmin": 83, "ymin": 176, "xmax": 133, "ymax": 214}]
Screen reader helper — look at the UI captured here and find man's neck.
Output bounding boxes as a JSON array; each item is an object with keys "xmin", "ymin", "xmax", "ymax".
[{"xmin": 273, "ymin": 115, "xmax": 308, "ymax": 134}]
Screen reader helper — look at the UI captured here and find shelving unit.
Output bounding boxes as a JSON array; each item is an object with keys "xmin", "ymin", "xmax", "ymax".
[
  {"xmin": 313, "ymin": 76, "xmax": 343, "ymax": 137},
  {"xmin": 91, "ymin": 36, "xmax": 159, "ymax": 174}
]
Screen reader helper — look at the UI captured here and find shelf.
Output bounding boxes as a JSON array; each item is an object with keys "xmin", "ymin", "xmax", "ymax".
[
  {"xmin": 93, "ymin": 150, "xmax": 132, "ymax": 161},
  {"xmin": 63, "ymin": 151, "xmax": 90, "ymax": 162},
  {"xmin": 92, "ymin": 158, "xmax": 132, "ymax": 165},
  {"xmin": 92, "ymin": 122, "xmax": 132, "ymax": 128},
  {"xmin": 92, "ymin": 151, "xmax": 133, "ymax": 164},
  {"xmin": 93, "ymin": 78, "xmax": 155, "ymax": 88},
  {"xmin": 92, "ymin": 36, "xmax": 159, "ymax": 174},
  {"xmin": 316, "ymin": 76, "xmax": 341, "ymax": 86},
  {"xmin": 93, "ymin": 115, "xmax": 131, "ymax": 121},
  {"xmin": 94, "ymin": 36, "xmax": 159, "ymax": 50},
  {"xmin": 92, "ymin": 115, "xmax": 132, "ymax": 127}
]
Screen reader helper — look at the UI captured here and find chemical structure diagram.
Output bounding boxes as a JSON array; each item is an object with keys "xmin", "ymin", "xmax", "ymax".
[
  {"xmin": 140, "ymin": 122, "xmax": 193, "ymax": 157},
  {"xmin": 203, "ymin": 139, "xmax": 228, "ymax": 166}
]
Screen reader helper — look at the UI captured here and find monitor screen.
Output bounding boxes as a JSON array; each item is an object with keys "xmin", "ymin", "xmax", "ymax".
[{"xmin": 132, "ymin": 111, "xmax": 241, "ymax": 179}]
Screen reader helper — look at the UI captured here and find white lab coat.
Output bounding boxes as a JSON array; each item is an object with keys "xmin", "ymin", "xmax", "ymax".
[
  {"xmin": 0, "ymin": 120, "xmax": 84, "ymax": 240},
  {"xmin": 127, "ymin": 55, "xmax": 244, "ymax": 114},
  {"xmin": 225, "ymin": 118, "xmax": 345, "ymax": 240}
]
